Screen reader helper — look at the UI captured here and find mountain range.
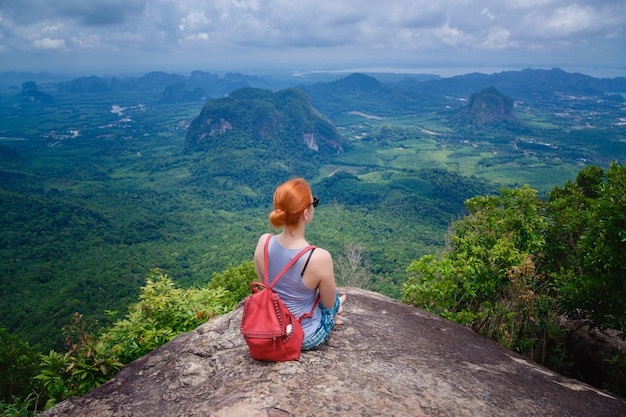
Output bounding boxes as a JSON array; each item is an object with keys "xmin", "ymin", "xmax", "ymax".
[{"xmin": 3, "ymin": 67, "xmax": 625, "ymax": 104}]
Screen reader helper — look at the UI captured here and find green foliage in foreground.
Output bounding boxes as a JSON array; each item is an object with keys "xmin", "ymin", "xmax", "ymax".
[
  {"xmin": 102, "ymin": 270, "xmax": 232, "ymax": 364},
  {"xmin": 32, "ymin": 265, "xmax": 254, "ymax": 411},
  {"xmin": 0, "ymin": 393, "xmax": 41, "ymax": 417},
  {"xmin": 402, "ymin": 185, "xmax": 556, "ymax": 354},
  {"xmin": 207, "ymin": 261, "xmax": 256, "ymax": 310},
  {"xmin": 402, "ymin": 162, "xmax": 626, "ymax": 394},
  {"xmin": 0, "ymin": 329, "xmax": 42, "ymax": 406},
  {"xmin": 546, "ymin": 163, "xmax": 626, "ymax": 332}
]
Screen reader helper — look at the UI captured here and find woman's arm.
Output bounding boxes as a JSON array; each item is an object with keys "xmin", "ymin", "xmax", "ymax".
[{"xmin": 253, "ymin": 233, "xmax": 271, "ymax": 280}]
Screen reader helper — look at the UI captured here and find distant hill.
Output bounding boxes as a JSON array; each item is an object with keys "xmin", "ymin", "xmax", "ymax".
[
  {"xmin": 57, "ymin": 76, "xmax": 113, "ymax": 93},
  {"xmin": 5, "ymin": 67, "xmax": 624, "ymax": 108},
  {"xmin": 185, "ymin": 87, "xmax": 344, "ymax": 154},
  {"xmin": 183, "ymin": 87, "xmax": 346, "ymax": 205},
  {"xmin": 160, "ymin": 82, "xmax": 206, "ymax": 103},
  {"xmin": 299, "ymin": 73, "xmax": 443, "ymax": 116},
  {"xmin": 448, "ymin": 86, "xmax": 524, "ymax": 131},
  {"xmin": 52, "ymin": 71, "xmax": 270, "ymax": 97},
  {"xmin": 298, "ymin": 68, "xmax": 626, "ymax": 120},
  {"xmin": 395, "ymin": 68, "xmax": 626, "ymax": 102},
  {"xmin": 0, "ymin": 71, "xmax": 71, "ymax": 87},
  {"xmin": 21, "ymin": 89, "xmax": 53, "ymax": 104}
]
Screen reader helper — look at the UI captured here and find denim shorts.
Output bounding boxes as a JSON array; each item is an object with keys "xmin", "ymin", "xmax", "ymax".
[{"xmin": 301, "ymin": 293, "xmax": 341, "ymax": 350}]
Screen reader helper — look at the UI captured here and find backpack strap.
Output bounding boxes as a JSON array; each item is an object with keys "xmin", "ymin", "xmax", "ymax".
[
  {"xmin": 263, "ymin": 235, "xmax": 316, "ymax": 288},
  {"xmin": 298, "ymin": 295, "xmax": 320, "ymax": 322},
  {"xmin": 263, "ymin": 235, "xmax": 320, "ymax": 320}
]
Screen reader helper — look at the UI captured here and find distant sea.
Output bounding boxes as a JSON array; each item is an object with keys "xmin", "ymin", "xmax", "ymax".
[{"xmin": 309, "ymin": 66, "xmax": 626, "ymax": 79}]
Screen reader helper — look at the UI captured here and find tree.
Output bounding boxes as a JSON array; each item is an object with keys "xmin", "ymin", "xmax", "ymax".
[
  {"xmin": 401, "ymin": 164, "xmax": 626, "ymax": 394},
  {"xmin": 0, "ymin": 329, "xmax": 41, "ymax": 405},
  {"xmin": 335, "ymin": 242, "xmax": 372, "ymax": 289},
  {"xmin": 402, "ymin": 185, "xmax": 559, "ymax": 360},
  {"xmin": 547, "ymin": 162, "xmax": 626, "ymax": 334}
]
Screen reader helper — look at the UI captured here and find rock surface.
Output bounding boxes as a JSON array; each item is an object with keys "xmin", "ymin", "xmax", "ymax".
[{"xmin": 39, "ymin": 288, "xmax": 626, "ymax": 417}]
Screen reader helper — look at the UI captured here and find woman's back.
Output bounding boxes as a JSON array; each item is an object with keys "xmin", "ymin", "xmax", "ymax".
[
  {"xmin": 266, "ymin": 236, "xmax": 322, "ymax": 339},
  {"xmin": 253, "ymin": 178, "xmax": 345, "ymax": 350}
]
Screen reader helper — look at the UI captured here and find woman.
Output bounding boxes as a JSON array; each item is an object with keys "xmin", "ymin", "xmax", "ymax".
[{"xmin": 253, "ymin": 178, "xmax": 345, "ymax": 350}]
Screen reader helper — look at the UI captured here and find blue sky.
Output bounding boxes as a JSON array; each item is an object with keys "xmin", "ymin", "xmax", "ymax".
[{"xmin": 0, "ymin": 0, "xmax": 624, "ymax": 78}]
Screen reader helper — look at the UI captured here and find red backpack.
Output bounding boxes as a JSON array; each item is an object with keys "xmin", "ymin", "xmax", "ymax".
[{"xmin": 240, "ymin": 236, "xmax": 318, "ymax": 361}]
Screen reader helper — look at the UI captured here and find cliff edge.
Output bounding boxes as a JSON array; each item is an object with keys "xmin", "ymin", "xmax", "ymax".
[{"xmin": 39, "ymin": 288, "xmax": 626, "ymax": 417}]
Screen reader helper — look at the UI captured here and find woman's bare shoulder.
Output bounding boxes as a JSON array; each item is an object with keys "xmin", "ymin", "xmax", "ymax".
[
  {"xmin": 310, "ymin": 246, "xmax": 333, "ymax": 263},
  {"xmin": 258, "ymin": 233, "xmax": 272, "ymax": 243},
  {"xmin": 254, "ymin": 233, "xmax": 272, "ymax": 254}
]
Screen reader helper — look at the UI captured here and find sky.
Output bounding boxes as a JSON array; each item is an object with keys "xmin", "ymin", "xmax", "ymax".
[{"xmin": 0, "ymin": 0, "xmax": 624, "ymax": 79}]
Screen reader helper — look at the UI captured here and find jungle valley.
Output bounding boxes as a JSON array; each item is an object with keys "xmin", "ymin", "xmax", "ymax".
[{"xmin": 1, "ymin": 67, "xmax": 625, "ymax": 357}]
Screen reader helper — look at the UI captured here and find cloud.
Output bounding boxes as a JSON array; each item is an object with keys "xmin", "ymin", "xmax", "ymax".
[
  {"xmin": 32, "ymin": 38, "xmax": 66, "ymax": 50},
  {"xmin": 58, "ymin": 0, "xmax": 148, "ymax": 26},
  {"xmin": 0, "ymin": 0, "xmax": 148, "ymax": 26},
  {"xmin": 481, "ymin": 27, "xmax": 514, "ymax": 50},
  {"xmin": 0, "ymin": 0, "xmax": 623, "ymax": 75},
  {"xmin": 525, "ymin": 4, "xmax": 599, "ymax": 38}
]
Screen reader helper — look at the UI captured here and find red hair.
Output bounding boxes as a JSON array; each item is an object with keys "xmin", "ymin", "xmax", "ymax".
[{"xmin": 268, "ymin": 178, "xmax": 312, "ymax": 228}]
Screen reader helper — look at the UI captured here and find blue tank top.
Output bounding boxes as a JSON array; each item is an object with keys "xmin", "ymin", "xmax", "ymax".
[{"xmin": 266, "ymin": 236, "xmax": 322, "ymax": 340}]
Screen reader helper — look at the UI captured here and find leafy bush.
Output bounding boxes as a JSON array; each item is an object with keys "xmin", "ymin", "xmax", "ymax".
[
  {"xmin": 0, "ymin": 329, "xmax": 43, "ymax": 415},
  {"xmin": 402, "ymin": 185, "xmax": 562, "ymax": 362},
  {"xmin": 34, "ymin": 267, "xmax": 242, "ymax": 409},
  {"xmin": 207, "ymin": 261, "xmax": 256, "ymax": 309},
  {"xmin": 35, "ymin": 313, "xmax": 124, "ymax": 409},
  {"xmin": 0, "ymin": 392, "xmax": 40, "ymax": 417},
  {"xmin": 546, "ymin": 162, "xmax": 626, "ymax": 334},
  {"xmin": 401, "ymin": 162, "xmax": 626, "ymax": 394},
  {"xmin": 101, "ymin": 269, "xmax": 231, "ymax": 364},
  {"xmin": 0, "ymin": 329, "xmax": 41, "ymax": 404}
]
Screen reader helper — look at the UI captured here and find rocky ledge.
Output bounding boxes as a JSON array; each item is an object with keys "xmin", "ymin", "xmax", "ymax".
[{"xmin": 39, "ymin": 288, "xmax": 626, "ymax": 417}]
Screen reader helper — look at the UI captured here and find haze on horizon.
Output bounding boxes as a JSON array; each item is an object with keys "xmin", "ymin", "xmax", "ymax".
[{"xmin": 0, "ymin": 0, "xmax": 624, "ymax": 79}]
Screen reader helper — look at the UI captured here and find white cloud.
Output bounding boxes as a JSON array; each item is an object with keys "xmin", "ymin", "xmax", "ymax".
[
  {"xmin": 523, "ymin": 2, "xmax": 625, "ymax": 39},
  {"xmin": 32, "ymin": 38, "xmax": 66, "ymax": 50},
  {"xmin": 178, "ymin": 11, "xmax": 211, "ymax": 32},
  {"xmin": 481, "ymin": 27, "xmax": 514, "ymax": 50},
  {"xmin": 70, "ymin": 34, "xmax": 97, "ymax": 48},
  {"xmin": 181, "ymin": 32, "xmax": 210, "ymax": 42},
  {"xmin": 0, "ymin": 0, "xmax": 623, "ymax": 75},
  {"xmin": 481, "ymin": 8, "xmax": 495, "ymax": 21},
  {"xmin": 434, "ymin": 20, "xmax": 475, "ymax": 48}
]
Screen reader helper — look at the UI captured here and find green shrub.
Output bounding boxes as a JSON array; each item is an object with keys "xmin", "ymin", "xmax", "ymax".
[
  {"xmin": 35, "ymin": 266, "xmax": 243, "ymax": 409},
  {"xmin": 547, "ymin": 162, "xmax": 626, "ymax": 334},
  {"xmin": 101, "ymin": 269, "xmax": 230, "ymax": 364},
  {"xmin": 0, "ymin": 392, "xmax": 40, "ymax": 417},
  {"xmin": 402, "ymin": 185, "xmax": 561, "ymax": 364},
  {"xmin": 0, "ymin": 329, "xmax": 41, "ymax": 404},
  {"xmin": 207, "ymin": 261, "xmax": 256, "ymax": 309},
  {"xmin": 35, "ymin": 313, "xmax": 123, "ymax": 409}
]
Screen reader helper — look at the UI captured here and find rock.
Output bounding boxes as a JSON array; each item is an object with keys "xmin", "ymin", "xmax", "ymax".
[
  {"xmin": 39, "ymin": 288, "xmax": 626, "ymax": 417},
  {"xmin": 565, "ymin": 319, "xmax": 626, "ymax": 391}
]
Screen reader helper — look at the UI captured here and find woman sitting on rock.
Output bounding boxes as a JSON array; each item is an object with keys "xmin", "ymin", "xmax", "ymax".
[{"xmin": 253, "ymin": 177, "xmax": 345, "ymax": 350}]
